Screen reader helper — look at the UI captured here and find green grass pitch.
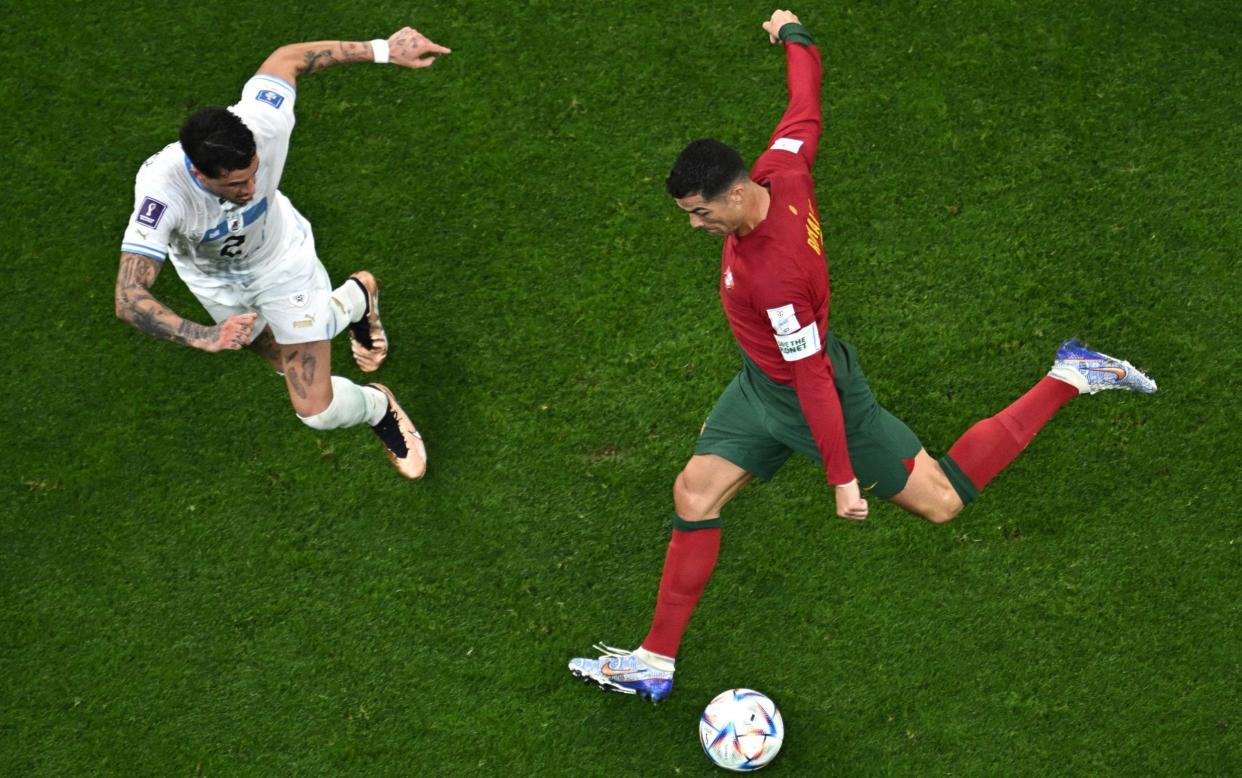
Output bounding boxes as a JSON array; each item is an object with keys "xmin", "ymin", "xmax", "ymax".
[{"xmin": 1, "ymin": 0, "xmax": 1239, "ymax": 775}]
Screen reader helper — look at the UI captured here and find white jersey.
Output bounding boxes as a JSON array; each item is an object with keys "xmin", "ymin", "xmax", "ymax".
[{"xmin": 121, "ymin": 74, "xmax": 309, "ymax": 303}]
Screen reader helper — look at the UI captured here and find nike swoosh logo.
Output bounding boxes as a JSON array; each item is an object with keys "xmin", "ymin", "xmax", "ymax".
[
  {"xmin": 600, "ymin": 662, "xmax": 632, "ymax": 677},
  {"xmin": 1088, "ymin": 366, "xmax": 1127, "ymax": 380}
]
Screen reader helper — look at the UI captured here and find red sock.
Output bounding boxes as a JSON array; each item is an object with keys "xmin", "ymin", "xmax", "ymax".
[
  {"xmin": 946, "ymin": 376, "xmax": 1079, "ymax": 492},
  {"xmin": 641, "ymin": 524, "xmax": 721, "ymax": 659}
]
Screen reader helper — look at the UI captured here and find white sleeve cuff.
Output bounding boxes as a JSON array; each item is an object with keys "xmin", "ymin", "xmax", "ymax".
[{"xmin": 370, "ymin": 39, "xmax": 390, "ymax": 64}]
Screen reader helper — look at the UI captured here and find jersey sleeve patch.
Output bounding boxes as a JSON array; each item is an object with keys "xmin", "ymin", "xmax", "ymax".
[
  {"xmin": 766, "ymin": 303, "xmax": 801, "ymax": 335},
  {"xmin": 135, "ymin": 196, "xmax": 168, "ymax": 228},
  {"xmin": 256, "ymin": 89, "xmax": 285, "ymax": 108},
  {"xmin": 775, "ymin": 322, "xmax": 822, "ymax": 361},
  {"xmin": 771, "ymin": 137, "xmax": 805, "ymax": 154}
]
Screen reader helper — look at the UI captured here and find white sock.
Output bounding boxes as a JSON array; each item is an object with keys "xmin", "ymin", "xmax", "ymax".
[
  {"xmin": 328, "ymin": 278, "xmax": 367, "ymax": 337},
  {"xmin": 299, "ymin": 376, "xmax": 388, "ymax": 429},
  {"xmin": 1048, "ymin": 365, "xmax": 1088, "ymax": 394},
  {"xmin": 634, "ymin": 646, "xmax": 675, "ymax": 673},
  {"xmin": 359, "ymin": 383, "xmax": 388, "ymax": 425}
]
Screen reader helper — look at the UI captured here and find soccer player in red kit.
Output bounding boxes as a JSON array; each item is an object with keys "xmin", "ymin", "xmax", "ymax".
[{"xmin": 569, "ymin": 9, "xmax": 1156, "ymax": 703}]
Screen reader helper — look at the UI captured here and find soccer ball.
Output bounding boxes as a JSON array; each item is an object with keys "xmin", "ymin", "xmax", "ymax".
[{"xmin": 698, "ymin": 688, "xmax": 784, "ymax": 772}]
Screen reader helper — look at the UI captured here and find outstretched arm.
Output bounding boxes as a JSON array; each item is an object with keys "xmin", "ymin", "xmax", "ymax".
[
  {"xmin": 114, "ymin": 253, "xmax": 255, "ymax": 352},
  {"xmin": 760, "ymin": 10, "xmax": 823, "ymax": 168},
  {"xmin": 257, "ymin": 26, "xmax": 451, "ymax": 87}
]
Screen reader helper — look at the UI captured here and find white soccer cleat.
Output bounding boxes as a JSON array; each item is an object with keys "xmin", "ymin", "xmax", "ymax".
[
  {"xmin": 568, "ymin": 644, "xmax": 674, "ymax": 703},
  {"xmin": 1051, "ymin": 339, "xmax": 1157, "ymax": 395}
]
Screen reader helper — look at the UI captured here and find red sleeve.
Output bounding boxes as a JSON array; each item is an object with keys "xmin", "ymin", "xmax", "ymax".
[
  {"xmin": 790, "ymin": 346, "xmax": 855, "ymax": 486},
  {"xmin": 794, "ymin": 347, "xmax": 854, "ymax": 482},
  {"xmin": 765, "ymin": 41, "xmax": 823, "ymax": 170},
  {"xmin": 751, "ymin": 277, "xmax": 854, "ymax": 486}
]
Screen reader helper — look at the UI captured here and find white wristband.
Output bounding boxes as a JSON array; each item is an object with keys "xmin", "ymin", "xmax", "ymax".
[{"xmin": 370, "ymin": 38, "xmax": 390, "ymax": 64}]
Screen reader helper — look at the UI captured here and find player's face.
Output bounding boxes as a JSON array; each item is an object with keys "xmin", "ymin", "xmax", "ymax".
[
  {"xmin": 195, "ymin": 155, "xmax": 260, "ymax": 205},
  {"xmin": 674, "ymin": 189, "xmax": 744, "ymax": 236}
]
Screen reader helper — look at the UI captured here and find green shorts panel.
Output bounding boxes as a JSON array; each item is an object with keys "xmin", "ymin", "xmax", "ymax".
[
  {"xmin": 695, "ymin": 371, "xmax": 795, "ymax": 480},
  {"xmin": 694, "ymin": 334, "xmax": 924, "ymax": 498}
]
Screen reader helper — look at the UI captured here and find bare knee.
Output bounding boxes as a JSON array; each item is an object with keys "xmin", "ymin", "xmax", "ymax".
[
  {"xmin": 917, "ymin": 494, "xmax": 964, "ymax": 525},
  {"xmin": 912, "ymin": 478, "xmax": 965, "ymax": 523},
  {"xmin": 892, "ymin": 453, "xmax": 966, "ymax": 524},
  {"xmin": 671, "ymin": 455, "xmax": 751, "ymax": 521},
  {"xmin": 672, "ymin": 469, "xmax": 716, "ymax": 521}
]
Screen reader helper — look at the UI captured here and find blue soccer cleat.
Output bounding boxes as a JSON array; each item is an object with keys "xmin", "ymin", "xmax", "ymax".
[
  {"xmin": 1052, "ymin": 339, "xmax": 1158, "ymax": 394},
  {"xmin": 568, "ymin": 644, "xmax": 674, "ymax": 703}
]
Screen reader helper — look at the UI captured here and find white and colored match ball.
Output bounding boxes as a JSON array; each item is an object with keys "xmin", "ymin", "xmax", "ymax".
[{"xmin": 698, "ymin": 688, "xmax": 784, "ymax": 772}]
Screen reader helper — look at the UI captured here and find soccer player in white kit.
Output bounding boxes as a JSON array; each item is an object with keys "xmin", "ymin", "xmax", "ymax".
[{"xmin": 114, "ymin": 27, "xmax": 450, "ymax": 478}]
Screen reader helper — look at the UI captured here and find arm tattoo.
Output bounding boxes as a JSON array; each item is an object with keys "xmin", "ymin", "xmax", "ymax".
[
  {"xmin": 341, "ymin": 41, "xmax": 370, "ymax": 61},
  {"xmin": 298, "ymin": 41, "xmax": 375, "ymax": 75},
  {"xmin": 129, "ymin": 304, "xmax": 213, "ymax": 347},
  {"xmin": 115, "ymin": 252, "xmax": 213, "ymax": 348},
  {"xmin": 302, "ymin": 48, "xmax": 338, "ymax": 74},
  {"xmin": 117, "ymin": 252, "xmax": 159, "ymax": 290}
]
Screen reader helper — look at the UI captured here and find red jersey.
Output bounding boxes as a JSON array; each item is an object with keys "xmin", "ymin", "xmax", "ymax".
[{"xmin": 719, "ymin": 39, "xmax": 854, "ymax": 486}]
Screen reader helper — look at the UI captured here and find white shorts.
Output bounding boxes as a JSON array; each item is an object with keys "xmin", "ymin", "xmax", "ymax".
[{"xmin": 193, "ymin": 224, "xmax": 339, "ymax": 346}]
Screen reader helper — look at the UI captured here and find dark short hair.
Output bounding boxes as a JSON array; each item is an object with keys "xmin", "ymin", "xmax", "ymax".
[
  {"xmin": 665, "ymin": 138, "xmax": 747, "ymax": 200},
  {"xmin": 179, "ymin": 106, "xmax": 256, "ymax": 178}
]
